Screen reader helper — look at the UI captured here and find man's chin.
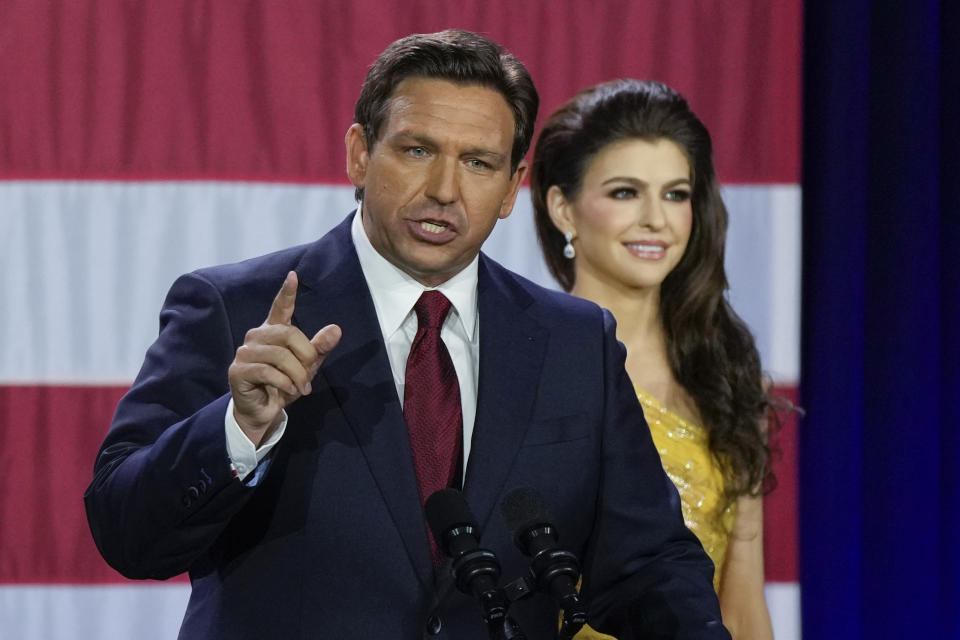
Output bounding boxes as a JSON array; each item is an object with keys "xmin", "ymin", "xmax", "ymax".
[{"xmin": 398, "ymin": 256, "xmax": 469, "ymax": 288}]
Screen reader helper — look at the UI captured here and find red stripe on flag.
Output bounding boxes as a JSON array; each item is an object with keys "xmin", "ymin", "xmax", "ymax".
[
  {"xmin": 763, "ymin": 385, "xmax": 800, "ymax": 582},
  {"xmin": 2, "ymin": 383, "xmax": 800, "ymax": 584},
  {"xmin": 0, "ymin": 385, "xmax": 186, "ymax": 584},
  {"xmin": 0, "ymin": 0, "xmax": 800, "ymax": 184}
]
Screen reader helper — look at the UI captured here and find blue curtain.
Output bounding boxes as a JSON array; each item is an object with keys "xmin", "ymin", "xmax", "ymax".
[{"xmin": 801, "ymin": 2, "xmax": 960, "ymax": 637}]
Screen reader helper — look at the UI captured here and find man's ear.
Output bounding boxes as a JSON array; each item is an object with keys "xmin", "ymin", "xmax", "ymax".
[
  {"xmin": 498, "ymin": 161, "xmax": 529, "ymax": 220},
  {"xmin": 546, "ymin": 184, "xmax": 576, "ymax": 235},
  {"xmin": 345, "ymin": 123, "xmax": 369, "ymax": 188}
]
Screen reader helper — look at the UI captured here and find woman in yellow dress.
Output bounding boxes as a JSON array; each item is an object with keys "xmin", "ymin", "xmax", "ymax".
[{"xmin": 531, "ymin": 79, "xmax": 775, "ymax": 639}]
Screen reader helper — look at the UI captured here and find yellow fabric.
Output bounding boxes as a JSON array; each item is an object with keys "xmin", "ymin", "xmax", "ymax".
[
  {"xmin": 572, "ymin": 388, "xmax": 733, "ymax": 640},
  {"xmin": 637, "ymin": 387, "xmax": 734, "ymax": 590}
]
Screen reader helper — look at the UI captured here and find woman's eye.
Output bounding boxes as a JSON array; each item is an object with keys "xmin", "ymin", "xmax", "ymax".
[
  {"xmin": 610, "ymin": 188, "xmax": 637, "ymax": 199},
  {"xmin": 665, "ymin": 189, "xmax": 691, "ymax": 202}
]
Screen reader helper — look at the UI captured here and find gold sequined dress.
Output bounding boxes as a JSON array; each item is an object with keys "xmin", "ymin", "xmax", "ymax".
[
  {"xmin": 636, "ymin": 387, "xmax": 734, "ymax": 589},
  {"xmin": 573, "ymin": 388, "xmax": 733, "ymax": 640}
]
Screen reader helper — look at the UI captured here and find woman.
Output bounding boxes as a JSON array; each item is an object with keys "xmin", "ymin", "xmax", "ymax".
[{"xmin": 532, "ymin": 79, "xmax": 775, "ymax": 638}]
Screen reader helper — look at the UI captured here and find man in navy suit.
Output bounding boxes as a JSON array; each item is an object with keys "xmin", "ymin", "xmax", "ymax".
[{"xmin": 85, "ymin": 30, "xmax": 729, "ymax": 639}]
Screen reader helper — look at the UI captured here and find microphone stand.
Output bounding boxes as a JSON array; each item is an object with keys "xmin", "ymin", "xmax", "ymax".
[
  {"xmin": 531, "ymin": 547, "xmax": 586, "ymax": 639},
  {"xmin": 425, "ymin": 489, "xmax": 533, "ymax": 640},
  {"xmin": 558, "ymin": 597, "xmax": 587, "ymax": 640},
  {"xmin": 451, "ymin": 548, "xmax": 529, "ymax": 640},
  {"xmin": 500, "ymin": 488, "xmax": 590, "ymax": 640},
  {"xmin": 489, "ymin": 615, "xmax": 527, "ymax": 640}
]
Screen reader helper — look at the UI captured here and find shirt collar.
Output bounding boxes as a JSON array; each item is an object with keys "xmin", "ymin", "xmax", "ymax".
[{"xmin": 351, "ymin": 205, "xmax": 479, "ymax": 341}]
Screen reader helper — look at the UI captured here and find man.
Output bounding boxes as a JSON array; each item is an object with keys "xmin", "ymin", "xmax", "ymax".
[{"xmin": 85, "ymin": 30, "xmax": 729, "ymax": 639}]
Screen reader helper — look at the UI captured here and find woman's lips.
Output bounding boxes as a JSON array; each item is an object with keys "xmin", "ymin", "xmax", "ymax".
[{"xmin": 623, "ymin": 241, "xmax": 667, "ymax": 259}]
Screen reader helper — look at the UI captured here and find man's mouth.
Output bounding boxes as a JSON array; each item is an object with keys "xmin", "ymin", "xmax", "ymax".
[
  {"xmin": 420, "ymin": 220, "xmax": 449, "ymax": 234},
  {"xmin": 408, "ymin": 217, "xmax": 458, "ymax": 244}
]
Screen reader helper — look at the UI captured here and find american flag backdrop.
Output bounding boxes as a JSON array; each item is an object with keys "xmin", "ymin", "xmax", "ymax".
[{"xmin": 0, "ymin": 2, "xmax": 801, "ymax": 638}]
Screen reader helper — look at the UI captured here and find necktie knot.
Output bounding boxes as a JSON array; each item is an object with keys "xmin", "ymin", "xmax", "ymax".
[{"xmin": 414, "ymin": 290, "xmax": 452, "ymax": 329}]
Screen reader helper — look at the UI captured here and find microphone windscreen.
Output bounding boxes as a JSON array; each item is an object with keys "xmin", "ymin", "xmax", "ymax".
[
  {"xmin": 501, "ymin": 487, "xmax": 551, "ymax": 534},
  {"xmin": 425, "ymin": 488, "xmax": 477, "ymax": 539}
]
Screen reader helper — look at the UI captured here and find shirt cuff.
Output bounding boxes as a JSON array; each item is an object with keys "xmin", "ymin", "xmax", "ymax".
[{"xmin": 224, "ymin": 398, "xmax": 288, "ymax": 481}]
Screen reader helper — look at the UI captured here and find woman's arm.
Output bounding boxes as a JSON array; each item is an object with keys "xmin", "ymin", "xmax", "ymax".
[{"xmin": 717, "ymin": 494, "xmax": 774, "ymax": 639}]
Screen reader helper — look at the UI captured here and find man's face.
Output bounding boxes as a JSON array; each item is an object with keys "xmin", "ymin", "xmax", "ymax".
[{"xmin": 346, "ymin": 77, "xmax": 527, "ymax": 287}]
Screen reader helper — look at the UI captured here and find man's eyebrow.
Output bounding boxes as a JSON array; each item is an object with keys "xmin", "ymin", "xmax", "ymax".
[
  {"xmin": 461, "ymin": 147, "xmax": 507, "ymax": 164},
  {"xmin": 391, "ymin": 132, "xmax": 438, "ymax": 147}
]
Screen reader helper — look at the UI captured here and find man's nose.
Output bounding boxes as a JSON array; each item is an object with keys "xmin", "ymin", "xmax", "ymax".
[{"xmin": 425, "ymin": 157, "xmax": 460, "ymax": 205}]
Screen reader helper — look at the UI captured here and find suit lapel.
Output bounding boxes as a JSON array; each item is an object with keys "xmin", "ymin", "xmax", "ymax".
[
  {"xmin": 286, "ymin": 224, "xmax": 549, "ymax": 592},
  {"xmin": 463, "ymin": 257, "xmax": 548, "ymax": 534},
  {"xmin": 290, "ymin": 214, "xmax": 434, "ymax": 589}
]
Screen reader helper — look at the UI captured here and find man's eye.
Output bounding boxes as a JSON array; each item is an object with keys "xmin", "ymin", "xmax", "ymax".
[
  {"xmin": 610, "ymin": 188, "xmax": 637, "ymax": 199},
  {"xmin": 467, "ymin": 158, "xmax": 491, "ymax": 170},
  {"xmin": 407, "ymin": 147, "xmax": 428, "ymax": 158},
  {"xmin": 665, "ymin": 189, "xmax": 691, "ymax": 202}
]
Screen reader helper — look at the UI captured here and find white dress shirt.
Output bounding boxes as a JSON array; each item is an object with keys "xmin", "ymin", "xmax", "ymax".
[{"xmin": 225, "ymin": 208, "xmax": 480, "ymax": 481}]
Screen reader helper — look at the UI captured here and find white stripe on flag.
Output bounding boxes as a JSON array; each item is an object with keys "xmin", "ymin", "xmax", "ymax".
[
  {"xmin": 723, "ymin": 184, "xmax": 802, "ymax": 384},
  {"xmin": 0, "ymin": 582, "xmax": 802, "ymax": 639},
  {"xmin": 766, "ymin": 581, "xmax": 802, "ymax": 640},
  {"xmin": 1, "ymin": 181, "xmax": 799, "ymax": 384},
  {"xmin": 0, "ymin": 584, "xmax": 190, "ymax": 640}
]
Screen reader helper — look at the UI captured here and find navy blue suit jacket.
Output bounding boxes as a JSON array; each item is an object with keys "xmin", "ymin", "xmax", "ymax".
[{"xmin": 85, "ymin": 214, "xmax": 728, "ymax": 639}]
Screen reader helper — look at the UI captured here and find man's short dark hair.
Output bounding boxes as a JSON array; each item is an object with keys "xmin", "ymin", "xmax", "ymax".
[{"xmin": 353, "ymin": 29, "xmax": 539, "ymax": 201}]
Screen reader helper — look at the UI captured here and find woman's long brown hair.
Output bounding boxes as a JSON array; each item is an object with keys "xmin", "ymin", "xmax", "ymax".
[{"xmin": 532, "ymin": 79, "xmax": 778, "ymax": 499}]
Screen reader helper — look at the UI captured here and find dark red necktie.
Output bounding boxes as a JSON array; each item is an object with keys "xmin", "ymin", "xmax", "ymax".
[{"xmin": 404, "ymin": 291, "xmax": 464, "ymax": 558}]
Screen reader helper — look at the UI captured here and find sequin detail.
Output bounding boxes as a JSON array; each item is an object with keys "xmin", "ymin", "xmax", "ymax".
[{"xmin": 637, "ymin": 388, "xmax": 734, "ymax": 591}]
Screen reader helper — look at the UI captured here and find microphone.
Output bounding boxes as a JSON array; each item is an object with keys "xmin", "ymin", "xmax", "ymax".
[
  {"xmin": 501, "ymin": 488, "xmax": 587, "ymax": 639},
  {"xmin": 425, "ymin": 488, "xmax": 506, "ymax": 624}
]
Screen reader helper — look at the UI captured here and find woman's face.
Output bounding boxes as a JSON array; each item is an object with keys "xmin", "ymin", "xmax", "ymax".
[{"xmin": 562, "ymin": 137, "xmax": 694, "ymax": 294}]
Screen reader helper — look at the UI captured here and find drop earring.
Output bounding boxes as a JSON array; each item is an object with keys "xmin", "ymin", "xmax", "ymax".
[{"xmin": 563, "ymin": 231, "xmax": 576, "ymax": 259}]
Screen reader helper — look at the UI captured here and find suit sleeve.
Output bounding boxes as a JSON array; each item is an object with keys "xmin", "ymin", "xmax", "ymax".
[
  {"xmin": 582, "ymin": 309, "xmax": 731, "ymax": 639},
  {"xmin": 84, "ymin": 272, "xmax": 258, "ymax": 580}
]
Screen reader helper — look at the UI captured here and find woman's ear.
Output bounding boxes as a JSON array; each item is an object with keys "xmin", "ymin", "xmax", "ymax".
[{"xmin": 546, "ymin": 185, "xmax": 576, "ymax": 236}]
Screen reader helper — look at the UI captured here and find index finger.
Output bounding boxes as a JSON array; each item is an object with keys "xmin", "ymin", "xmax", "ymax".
[{"xmin": 266, "ymin": 271, "xmax": 298, "ymax": 325}]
